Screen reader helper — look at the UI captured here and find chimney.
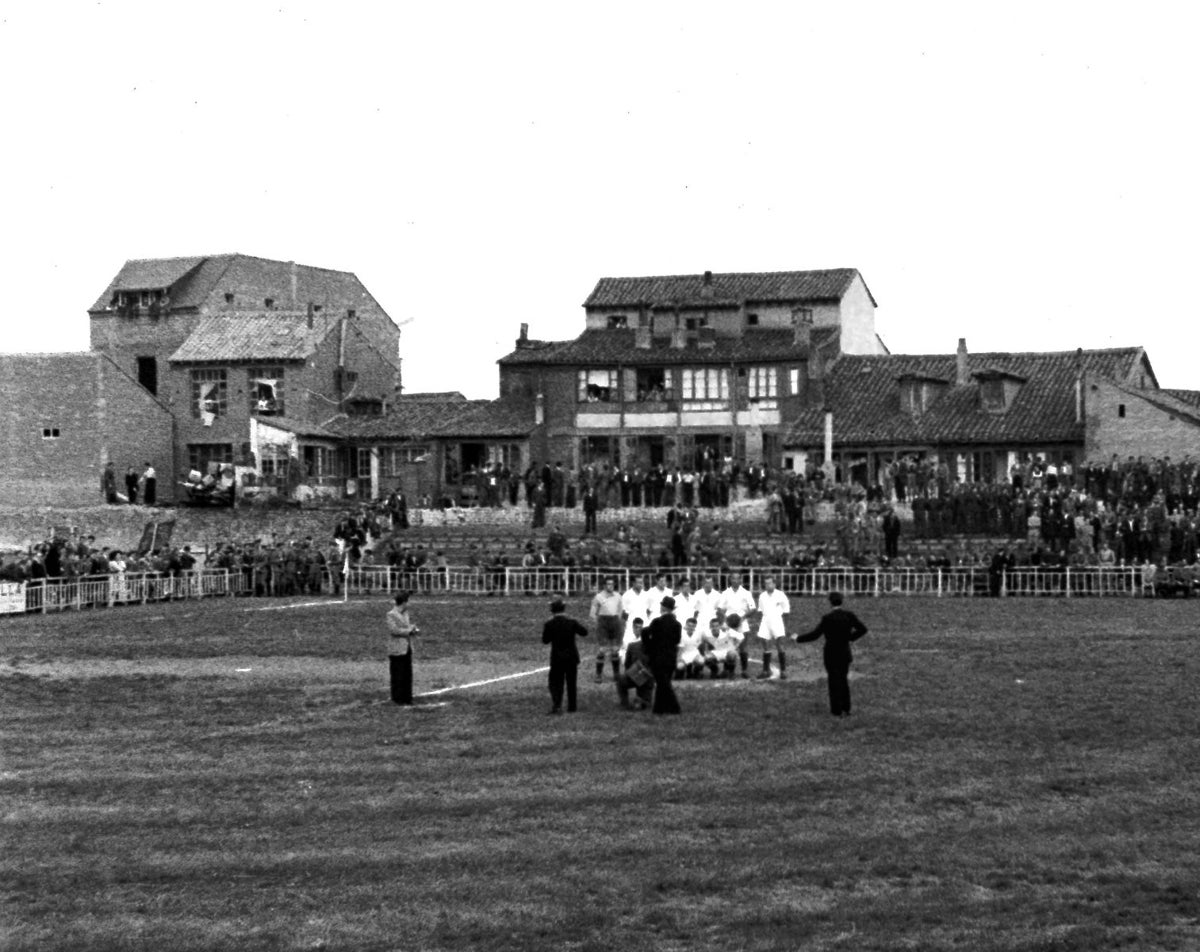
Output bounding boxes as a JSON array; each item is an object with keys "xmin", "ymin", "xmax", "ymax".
[
  {"xmin": 700, "ymin": 270, "xmax": 714, "ymax": 299},
  {"xmin": 809, "ymin": 344, "xmax": 826, "ymax": 408},
  {"xmin": 517, "ymin": 322, "xmax": 529, "ymax": 348},
  {"xmin": 792, "ymin": 306, "xmax": 813, "ymax": 347},
  {"xmin": 289, "ymin": 261, "xmax": 298, "ymax": 307},
  {"xmin": 956, "ymin": 338, "xmax": 969, "ymax": 386},
  {"xmin": 670, "ymin": 312, "xmax": 686, "ymax": 349},
  {"xmin": 703, "ymin": 270, "xmax": 712, "ymax": 285},
  {"xmin": 824, "ymin": 407, "xmax": 834, "ymax": 477},
  {"xmin": 635, "ymin": 325, "xmax": 652, "ymax": 349}
]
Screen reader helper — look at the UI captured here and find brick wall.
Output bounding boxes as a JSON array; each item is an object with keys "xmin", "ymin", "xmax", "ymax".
[
  {"xmin": 1085, "ymin": 377, "xmax": 1200, "ymax": 460},
  {"xmin": 100, "ymin": 356, "xmax": 176, "ymax": 502}
]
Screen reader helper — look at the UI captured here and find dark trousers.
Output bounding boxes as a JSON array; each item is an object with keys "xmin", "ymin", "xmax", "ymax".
[
  {"xmin": 548, "ymin": 658, "xmax": 578, "ymax": 711},
  {"xmin": 389, "ymin": 652, "xmax": 413, "ymax": 705},
  {"xmin": 584, "ymin": 510, "xmax": 597, "ymax": 534},
  {"xmin": 144, "ymin": 478, "xmax": 157, "ymax": 506},
  {"xmin": 651, "ymin": 664, "xmax": 680, "ymax": 715},
  {"xmin": 826, "ymin": 658, "xmax": 851, "ymax": 715}
]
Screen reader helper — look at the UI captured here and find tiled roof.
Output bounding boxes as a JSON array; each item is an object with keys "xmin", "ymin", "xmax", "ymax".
[
  {"xmin": 89, "ymin": 253, "xmax": 385, "ymax": 316},
  {"xmin": 784, "ymin": 348, "xmax": 1144, "ymax": 447},
  {"xmin": 332, "ymin": 398, "xmax": 533, "ymax": 441},
  {"xmin": 168, "ymin": 315, "xmax": 328, "ymax": 363},
  {"xmin": 584, "ymin": 269, "xmax": 873, "ymax": 308},
  {"xmin": 498, "ymin": 326, "xmax": 840, "ymax": 367},
  {"xmin": 1111, "ymin": 383, "xmax": 1200, "ymax": 429},
  {"xmin": 253, "ymin": 417, "xmax": 341, "ymax": 440},
  {"xmin": 1163, "ymin": 389, "xmax": 1200, "ymax": 409},
  {"xmin": 394, "ymin": 391, "xmax": 468, "ymax": 402},
  {"xmin": 106, "ymin": 256, "xmax": 207, "ymax": 292}
]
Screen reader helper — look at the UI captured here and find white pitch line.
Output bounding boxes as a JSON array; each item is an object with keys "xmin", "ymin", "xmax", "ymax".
[
  {"xmin": 416, "ymin": 666, "xmax": 550, "ymax": 697},
  {"xmin": 247, "ymin": 600, "xmax": 348, "ymax": 612}
]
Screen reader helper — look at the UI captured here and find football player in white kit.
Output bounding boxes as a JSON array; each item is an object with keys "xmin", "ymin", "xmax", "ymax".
[
  {"xmin": 675, "ymin": 617, "xmax": 706, "ymax": 679},
  {"xmin": 672, "ymin": 576, "xmax": 695, "ymax": 627},
  {"xmin": 703, "ymin": 614, "xmax": 744, "ymax": 679},
  {"xmin": 692, "ymin": 575, "xmax": 722, "ymax": 634},
  {"xmin": 718, "ymin": 572, "xmax": 755, "ymax": 678},
  {"xmin": 620, "ymin": 575, "xmax": 649, "ymax": 652},
  {"xmin": 755, "ymin": 575, "xmax": 791, "ymax": 679},
  {"xmin": 645, "ymin": 572, "xmax": 672, "ymax": 622}
]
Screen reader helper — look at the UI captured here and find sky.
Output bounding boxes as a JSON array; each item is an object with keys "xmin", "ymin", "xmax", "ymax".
[{"xmin": 1, "ymin": 2, "xmax": 1197, "ymax": 399}]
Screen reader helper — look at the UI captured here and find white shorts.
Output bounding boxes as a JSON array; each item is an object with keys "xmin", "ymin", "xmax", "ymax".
[{"xmin": 758, "ymin": 618, "xmax": 788, "ymax": 641}]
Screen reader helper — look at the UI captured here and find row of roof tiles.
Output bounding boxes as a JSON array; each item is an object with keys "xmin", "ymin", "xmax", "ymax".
[
  {"xmin": 498, "ymin": 326, "xmax": 840, "ymax": 367},
  {"xmin": 583, "ymin": 268, "xmax": 873, "ymax": 308}
]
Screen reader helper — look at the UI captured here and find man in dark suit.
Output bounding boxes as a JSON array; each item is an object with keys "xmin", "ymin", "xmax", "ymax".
[
  {"xmin": 541, "ymin": 598, "xmax": 588, "ymax": 714},
  {"xmin": 881, "ymin": 507, "xmax": 902, "ymax": 560},
  {"xmin": 794, "ymin": 591, "xmax": 868, "ymax": 717},
  {"xmin": 642, "ymin": 595, "xmax": 683, "ymax": 715}
]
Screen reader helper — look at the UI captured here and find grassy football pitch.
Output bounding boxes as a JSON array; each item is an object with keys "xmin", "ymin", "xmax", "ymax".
[{"xmin": 3, "ymin": 593, "xmax": 1199, "ymax": 951}]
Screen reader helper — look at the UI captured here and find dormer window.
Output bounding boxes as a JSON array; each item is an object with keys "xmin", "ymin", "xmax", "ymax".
[
  {"xmin": 746, "ymin": 313, "xmax": 760, "ymax": 326},
  {"xmin": 264, "ymin": 297, "xmax": 275, "ymax": 309},
  {"xmin": 897, "ymin": 374, "xmax": 948, "ymax": 415},
  {"xmin": 971, "ymin": 368, "xmax": 1028, "ymax": 414}
]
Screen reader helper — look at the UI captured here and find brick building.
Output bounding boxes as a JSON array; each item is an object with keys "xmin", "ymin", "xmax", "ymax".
[
  {"xmin": 497, "ymin": 268, "xmax": 885, "ymax": 473},
  {"xmin": 0, "ymin": 353, "xmax": 174, "ymax": 506},
  {"xmin": 88, "ymin": 254, "xmax": 404, "ymax": 499},
  {"xmin": 782, "ymin": 340, "xmax": 1200, "ymax": 484}
]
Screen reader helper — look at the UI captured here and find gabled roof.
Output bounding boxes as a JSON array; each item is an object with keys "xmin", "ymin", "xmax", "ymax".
[
  {"xmin": 332, "ymin": 397, "xmax": 534, "ymax": 441},
  {"xmin": 254, "ymin": 417, "xmax": 341, "ymax": 440},
  {"xmin": 584, "ymin": 269, "xmax": 874, "ymax": 309},
  {"xmin": 498, "ymin": 326, "xmax": 840, "ymax": 367},
  {"xmin": 105, "ymin": 256, "xmax": 207, "ymax": 292},
  {"xmin": 394, "ymin": 391, "xmax": 468, "ymax": 403},
  {"xmin": 785, "ymin": 348, "xmax": 1144, "ymax": 447},
  {"xmin": 1163, "ymin": 388, "xmax": 1200, "ymax": 409},
  {"xmin": 168, "ymin": 315, "xmax": 329, "ymax": 363},
  {"xmin": 1106, "ymin": 382, "xmax": 1200, "ymax": 429},
  {"xmin": 89, "ymin": 253, "xmax": 388, "ymax": 318}
]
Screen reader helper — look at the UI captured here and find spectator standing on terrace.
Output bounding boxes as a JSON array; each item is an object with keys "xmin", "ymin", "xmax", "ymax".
[
  {"xmin": 142, "ymin": 462, "xmax": 157, "ymax": 506},
  {"xmin": 386, "ymin": 591, "xmax": 420, "ymax": 705},
  {"xmin": 794, "ymin": 591, "xmax": 868, "ymax": 718},
  {"xmin": 101, "ymin": 462, "xmax": 118, "ymax": 504},
  {"xmin": 542, "ymin": 597, "xmax": 588, "ymax": 714},
  {"xmin": 124, "ymin": 467, "xmax": 139, "ymax": 505},
  {"xmin": 589, "ymin": 577, "xmax": 623, "ymax": 683},
  {"xmin": 582, "ymin": 485, "xmax": 599, "ymax": 534}
]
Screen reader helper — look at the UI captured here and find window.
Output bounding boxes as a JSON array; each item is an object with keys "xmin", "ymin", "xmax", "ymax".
[
  {"xmin": 635, "ymin": 367, "xmax": 670, "ymax": 402},
  {"xmin": 789, "ymin": 367, "xmax": 801, "ymax": 395},
  {"xmin": 259, "ymin": 444, "xmax": 291, "ymax": 479},
  {"xmin": 606, "ymin": 314, "xmax": 628, "ymax": 329},
  {"xmin": 264, "ymin": 297, "xmax": 275, "ymax": 309},
  {"xmin": 136, "ymin": 356, "xmax": 157, "ymax": 396},
  {"xmin": 578, "ymin": 369, "xmax": 618, "ymax": 403},
  {"xmin": 187, "ymin": 443, "xmax": 233, "ymax": 474},
  {"xmin": 382, "ymin": 444, "xmax": 431, "ymax": 476},
  {"xmin": 681, "ymin": 368, "xmax": 729, "ymax": 401},
  {"xmin": 1118, "ymin": 404, "xmax": 1126, "ymax": 418},
  {"xmin": 224, "ymin": 292, "xmax": 235, "ymax": 304},
  {"xmin": 248, "ymin": 367, "xmax": 285, "ymax": 416},
  {"xmin": 747, "ymin": 366, "xmax": 778, "ymax": 399},
  {"xmin": 303, "ymin": 446, "xmax": 336, "ymax": 478},
  {"xmin": 191, "ymin": 369, "xmax": 228, "ymax": 418},
  {"xmin": 746, "ymin": 313, "xmax": 759, "ymax": 326},
  {"xmin": 41, "ymin": 427, "xmax": 60, "ymax": 440},
  {"xmin": 684, "ymin": 317, "xmax": 708, "ymax": 331}
]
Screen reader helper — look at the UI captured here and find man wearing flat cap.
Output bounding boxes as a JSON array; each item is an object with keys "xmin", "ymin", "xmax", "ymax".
[
  {"xmin": 542, "ymin": 597, "xmax": 588, "ymax": 714},
  {"xmin": 642, "ymin": 595, "xmax": 683, "ymax": 715}
]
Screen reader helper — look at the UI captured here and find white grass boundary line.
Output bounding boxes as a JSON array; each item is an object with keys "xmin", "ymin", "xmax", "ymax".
[
  {"xmin": 416, "ymin": 666, "xmax": 550, "ymax": 698},
  {"xmin": 248, "ymin": 600, "xmax": 349, "ymax": 612}
]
